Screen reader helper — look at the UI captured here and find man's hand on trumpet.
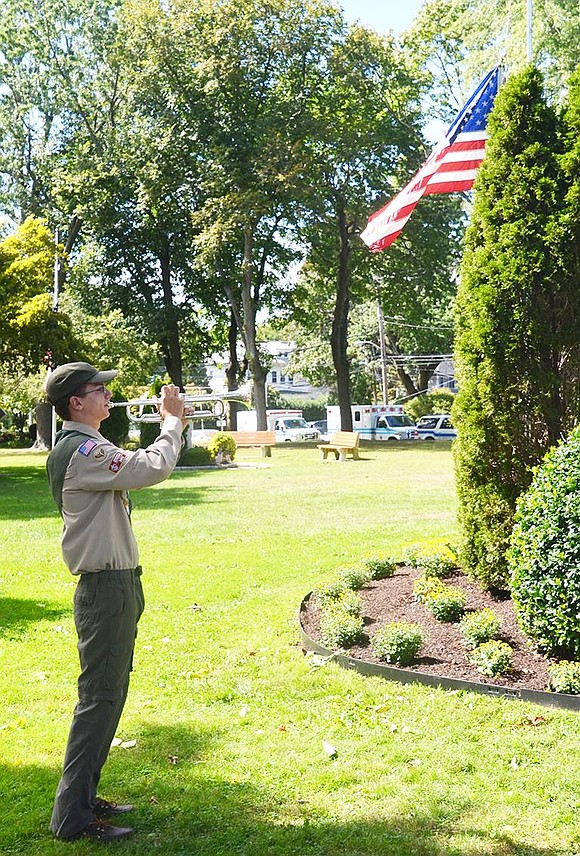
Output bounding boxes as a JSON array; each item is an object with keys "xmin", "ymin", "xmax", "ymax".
[{"xmin": 159, "ymin": 384, "xmax": 186, "ymax": 427}]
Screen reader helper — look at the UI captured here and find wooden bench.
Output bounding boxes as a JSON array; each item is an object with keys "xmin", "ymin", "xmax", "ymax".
[
  {"xmin": 229, "ymin": 431, "xmax": 276, "ymax": 458},
  {"xmin": 318, "ymin": 431, "xmax": 360, "ymax": 461}
]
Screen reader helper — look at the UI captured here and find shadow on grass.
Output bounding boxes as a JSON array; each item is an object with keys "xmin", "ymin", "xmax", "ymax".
[
  {"xmin": 2, "ymin": 722, "xmax": 572, "ymax": 856},
  {"xmin": 0, "ymin": 597, "xmax": 68, "ymax": 638},
  {"xmin": 0, "ymin": 465, "xmax": 55, "ymax": 520}
]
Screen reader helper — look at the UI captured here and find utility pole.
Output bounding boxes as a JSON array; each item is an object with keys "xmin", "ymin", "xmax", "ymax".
[
  {"xmin": 376, "ymin": 303, "xmax": 389, "ymax": 405},
  {"xmin": 527, "ymin": 0, "xmax": 533, "ymax": 62}
]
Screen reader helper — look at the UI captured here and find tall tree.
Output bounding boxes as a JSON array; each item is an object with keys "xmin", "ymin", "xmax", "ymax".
[{"xmin": 452, "ymin": 66, "xmax": 578, "ymax": 591}]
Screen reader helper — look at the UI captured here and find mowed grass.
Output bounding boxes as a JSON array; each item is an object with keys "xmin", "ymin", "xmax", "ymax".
[{"xmin": 0, "ymin": 442, "xmax": 579, "ymax": 856}]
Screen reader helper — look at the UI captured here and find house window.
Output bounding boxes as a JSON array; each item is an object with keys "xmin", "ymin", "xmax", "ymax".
[
  {"xmin": 271, "ymin": 370, "xmax": 278, "ymax": 383},
  {"xmin": 280, "ymin": 374, "xmax": 285, "ymax": 384}
]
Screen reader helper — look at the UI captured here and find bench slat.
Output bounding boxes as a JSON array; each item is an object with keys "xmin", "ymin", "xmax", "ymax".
[{"xmin": 317, "ymin": 431, "xmax": 360, "ymax": 461}]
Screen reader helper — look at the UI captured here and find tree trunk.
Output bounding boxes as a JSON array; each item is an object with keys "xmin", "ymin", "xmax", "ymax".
[
  {"xmin": 159, "ymin": 237, "xmax": 184, "ymax": 389},
  {"xmin": 32, "ymin": 402, "xmax": 53, "ymax": 450},
  {"xmin": 226, "ymin": 310, "xmax": 244, "ymax": 430},
  {"xmin": 331, "ymin": 203, "xmax": 352, "ymax": 431},
  {"xmin": 241, "ymin": 227, "xmax": 268, "ymax": 429}
]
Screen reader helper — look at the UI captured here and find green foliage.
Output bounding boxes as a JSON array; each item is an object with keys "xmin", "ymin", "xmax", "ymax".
[
  {"xmin": 371, "ymin": 622, "xmax": 423, "ymax": 666},
  {"xmin": 424, "ymin": 585, "xmax": 466, "ymax": 622},
  {"xmin": 338, "ymin": 566, "xmax": 372, "ymax": 591},
  {"xmin": 314, "ymin": 580, "xmax": 349, "ymax": 606},
  {"xmin": 319, "ymin": 607, "xmax": 364, "ymax": 650},
  {"xmin": 452, "ymin": 66, "xmax": 579, "ymax": 591},
  {"xmin": 99, "ymin": 382, "xmax": 130, "ymax": 447},
  {"xmin": 412, "ymin": 575, "xmax": 445, "ymax": 604},
  {"xmin": 178, "ymin": 445, "xmax": 213, "ymax": 466},
  {"xmin": 139, "ymin": 421, "xmax": 161, "ymax": 448},
  {"xmin": 548, "ymin": 661, "xmax": 580, "ymax": 695},
  {"xmin": 363, "ymin": 556, "xmax": 397, "ymax": 580},
  {"xmin": 419, "ymin": 552, "xmax": 457, "ymax": 578},
  {"xmin": 404, "ymin": 389, "xmax": 455, "ymax": 421},
  {"xmin": 459, "ymin": 608, "xmax": 501, "ymax": 650},
  {"xmin": 469, "ymin": 640, "xmax": 513, "ymax": 677},
  {"xmin": 508, "ymin": 426, "xmax": 580, "ymax": 657},
  {"xmin": 207, "ymin": 432, "xmax": 237, "ymax": 461}
]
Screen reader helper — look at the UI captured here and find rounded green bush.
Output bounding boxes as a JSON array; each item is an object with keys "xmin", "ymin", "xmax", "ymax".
[
  {"xmin": 548, "ymin": 661, "xmax": 580, "ymax": 694},
  {"xmin": 420, "ymin": 553, "xmax": 457, "ymax": 579},
  {"xmin": 459, "ymin": 608, "xmax": 501, "ymax": 650},
  {"xmin": 363, "ymin": 557, "xmax": 397, "ymax": 580},
  {"xmin": 178, "ymin": 445, "xmax": 213, "ymax": 466},
  {"xmin": 508, "ymin": 426, "xmax": 580, "ymax": 657},
  {"xmin": 208, "ymin": 432, "xmax": 237, "ymax": 461},
  {"xmin": 412, "ymin": 576, "xmax": 446, "ymax": 604},
  {"xmin": 371, "ymin": 622, "xmax": 423, "ymax": 666},
  {"xmin": 319, "ymin": 608, "xmax": 364, "ymax": 650},
  {"xmin": 425, "ymin": 586, "xmax": 466, "ymax": 622},
  {"xmin": 338, "ymin": 566, "xmax": 372, "ymax": 591},
  {"xmin": 469, "ymin": 640, "xmax": 513, "ymax": 677}
]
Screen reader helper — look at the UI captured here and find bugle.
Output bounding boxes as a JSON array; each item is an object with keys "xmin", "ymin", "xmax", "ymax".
[{"xmin": 108, "ymin": 386, "xmax": 250, "ymax": 423}]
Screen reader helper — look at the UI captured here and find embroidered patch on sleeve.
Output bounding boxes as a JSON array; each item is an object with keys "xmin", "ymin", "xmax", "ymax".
[
  {"xmin": 109, "ymin": 451, "xmax": 127, "ymax": 473},
  {"xmin": 94, "ymin": 447, "xmax": 107, "ymax": 461},
  {"xmin": 78, "ymin": 439, "xmax": 98, "ymax": 457}
]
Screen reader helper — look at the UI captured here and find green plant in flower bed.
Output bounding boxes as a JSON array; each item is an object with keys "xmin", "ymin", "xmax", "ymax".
[
  {"xmin": 371, "ymin": 622, "xmax": 423, "ymax": 666},
  {"xmin": 338, "ymin": 565, "xmax": 372, "ymax": 590},
  {"xmin": 319, "ymin": 606, "xmax": 364, "ymax": 649},
  {"xmin": 420, "ymin": 552, "xmax": 457, "ymax": 578},
  {"xmin": 548, "ymin": 661, "xmax": 580, "ymax": 694},
  {"xmin": 336, "ymin": 590, "xmax": 363, "ymax": 616},
  {"xmin": 363, "ymin": 556, "xmax": 397, "ymax": 580},
  {"xmin": 425, "ymin": 585, "xmax": 466, "ymax": 622},
  {"xmin": 469, "ymin": 640, "xmax": 513, "ymax": 677},
  {"xmin": 207, "ymin": 432, "xmax": 237, "ymax": 461},
  {"xmin": 459, "ymin": 608, "xmax": 502, "ymax": 650},
  {"xmin": 413, "ymin": 575, "xmax": 446, "ymax": 604},
  {"xmin": 313, "ymin": 579, "xmax": 349, "ymax": 606}
]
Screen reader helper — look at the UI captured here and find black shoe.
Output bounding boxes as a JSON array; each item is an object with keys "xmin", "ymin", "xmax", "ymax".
[
  {"xmin": 81, "ymin": 819, "xmax": 134, "ymax": 841},
  {"xmin": 94, "ymin": 798, "xmax": 134, "ymax": 816}
]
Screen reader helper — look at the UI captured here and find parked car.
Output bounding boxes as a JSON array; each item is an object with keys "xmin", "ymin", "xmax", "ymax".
[{"xmin": 416, "ymin": 414, "xmax": 456, "ymax": 441}]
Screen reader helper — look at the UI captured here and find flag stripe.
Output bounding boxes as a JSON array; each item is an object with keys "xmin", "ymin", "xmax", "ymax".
[{"xmin": 360, "ymin": 66, "xmax": 501, "ymax": 252}]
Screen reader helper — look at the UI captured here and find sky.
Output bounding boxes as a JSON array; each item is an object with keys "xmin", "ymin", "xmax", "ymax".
[{"xmin": 338, "ymin": 0, "xmax": 427, "ymax": 37}]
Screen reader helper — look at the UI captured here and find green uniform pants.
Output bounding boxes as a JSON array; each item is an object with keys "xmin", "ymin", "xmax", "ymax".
[{"xmin": 50, "ymin": 568, "xmax": 144, "ymax": 840}]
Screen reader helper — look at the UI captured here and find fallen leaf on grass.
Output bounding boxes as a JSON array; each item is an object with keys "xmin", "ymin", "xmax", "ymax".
[
  {"xmin": 514, "ymin": 715, "xmax": 548, "ymax": 728},
  {"xmin": 509, "ymin": 756, "xmax": 519, "ymax": 769},
  {"xmin": 149, "ymin": 796, "xmax": 160, "ymax": 805},
  {"xmin": 168, "ymin": 755, "xmax": 179, "ymax": 765},
  {"xmin": 408, "ymin": 759, "xmax": 422, "ymax": 767},
  {"xmin": 277, "ymin": 724, "xmax": 287, "ymax": 732}
]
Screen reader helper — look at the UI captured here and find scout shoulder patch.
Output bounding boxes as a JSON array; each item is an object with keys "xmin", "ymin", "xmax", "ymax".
[
  {"xmin": 94, "ymin": 447, "xmax": 107, "ymax": 461},
  {"xmin": 109, "ymin": 451, "xmax": 127, "ymax": 473},
  {"xmin": 78, "ymin": 438, "xmax": 98, "ymax": 457}
]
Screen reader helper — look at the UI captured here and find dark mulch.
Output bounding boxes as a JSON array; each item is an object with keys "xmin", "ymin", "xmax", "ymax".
[{"xmin": 300, "ymin": 565, "xmax": 556, "ymax": 693}]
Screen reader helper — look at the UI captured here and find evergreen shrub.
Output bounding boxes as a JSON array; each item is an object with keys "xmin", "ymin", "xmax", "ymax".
[
  {"xmin": 469, "ymin": 640, "xmax": 513, "ymax": 677},
  {"xmin": 459, "ymin": 608, "xmax": 501, "ymax": 650},
  {"xmin": 371, "ymin": 622, "xmax": 423, "ymax": 666},
  {"xmin": 178, "ymin": 446, "xmax": 213, "ymax": 466},
  {"xmin": 509, "ymin": 426, "xmax": 580, "ymax": 657},
  {"xmin": 420, "ymin": 553, "xmax": 457, "ymax": 579}
]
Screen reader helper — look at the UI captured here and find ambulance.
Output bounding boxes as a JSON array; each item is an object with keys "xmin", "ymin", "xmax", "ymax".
[{"xmin": 327, "ymin": 404, "xmax": 418, "ymax": 441}]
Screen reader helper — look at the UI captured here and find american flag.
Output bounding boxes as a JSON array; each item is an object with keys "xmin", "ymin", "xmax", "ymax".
[{"xmin": 360, "ymin": 66, "xmax": 502, "ymax": 253}]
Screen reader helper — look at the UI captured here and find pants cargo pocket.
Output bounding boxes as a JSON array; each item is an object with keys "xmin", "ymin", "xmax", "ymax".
[{"xmin": 103, "ymin": 642, "xmax": 132, "ymax": 694}]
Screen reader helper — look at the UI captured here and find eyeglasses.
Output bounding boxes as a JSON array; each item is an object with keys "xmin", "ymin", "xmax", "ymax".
[{"xmin": 75, "ymin": 385, "xmax": 108, "ymax": 398}]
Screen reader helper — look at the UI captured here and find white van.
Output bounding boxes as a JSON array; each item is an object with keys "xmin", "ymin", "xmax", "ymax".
[{"xmin": 416, "ymin": 414, "xmax": 456, "ymax": 441}]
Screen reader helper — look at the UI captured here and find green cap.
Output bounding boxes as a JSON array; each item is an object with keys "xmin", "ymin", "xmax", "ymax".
[{"xmin": 45, "ymin": 361, "xmax": 118, "ymax": 405}]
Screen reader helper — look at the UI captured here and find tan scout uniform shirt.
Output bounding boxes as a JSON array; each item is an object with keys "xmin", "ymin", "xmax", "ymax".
[{"xmin": 59, "ymin": 416, "xmax": 183, "ymax": 574}]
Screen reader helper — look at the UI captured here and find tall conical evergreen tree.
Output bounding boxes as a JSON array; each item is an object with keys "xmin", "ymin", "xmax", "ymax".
[{"xmin": 453, "ymin": 65, "xmax": 576, "ymax": 590}]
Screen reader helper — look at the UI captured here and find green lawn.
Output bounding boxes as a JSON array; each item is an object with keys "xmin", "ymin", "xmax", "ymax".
[{"xmin": 0, "ymin": 443, "xmax": 579, "ymax": 855}]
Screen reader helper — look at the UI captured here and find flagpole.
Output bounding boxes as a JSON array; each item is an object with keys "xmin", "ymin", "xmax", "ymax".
[{"xmin": 527, "ymin": 0, "xmax": 533, "ymax": 62}]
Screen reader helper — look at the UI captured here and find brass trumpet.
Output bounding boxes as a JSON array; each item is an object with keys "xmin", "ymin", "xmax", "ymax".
[{"xmin": 108, "ymin": 386, "xmax": 250, "ymax": 423}]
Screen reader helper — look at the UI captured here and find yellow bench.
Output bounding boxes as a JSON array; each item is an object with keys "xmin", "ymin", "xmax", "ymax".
[
  {"xmin": 229, "ymin": 430, "xmax": 276, "ymax": 458},
  {"xmin": 318, "ymin": 430, "xmax": 360, "ymax": 461}
]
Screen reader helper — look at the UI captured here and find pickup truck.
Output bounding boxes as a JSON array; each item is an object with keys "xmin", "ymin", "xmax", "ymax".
[{"xmin": 416, "ymin": 414, "xmax": 457, "ymax": 441}]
